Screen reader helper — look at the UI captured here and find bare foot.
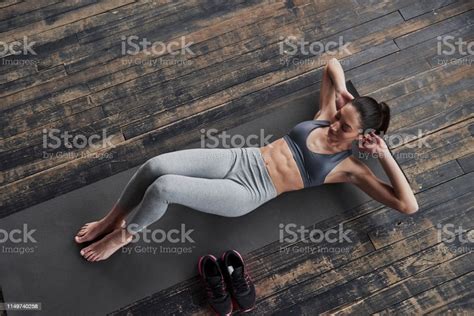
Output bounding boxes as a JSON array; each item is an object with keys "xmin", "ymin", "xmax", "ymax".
[
  {"xmin": 80, "ymin": 227, "xmax": 133, "ymax": 262},
  {"xmin": 75, "ymin": 219, "xmax": 125, "ymax": 243}
]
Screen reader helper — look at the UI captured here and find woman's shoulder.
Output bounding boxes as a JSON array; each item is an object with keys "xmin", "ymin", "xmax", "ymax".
[
  {"xmin": 299, "ymin": 118, "xmax": 330, "ymax": 127},
  {"xmin": 340, "ymin": 156, "xmax": 372, "ymax": 180},
  {"xmin": 313, "ymin": 106, "xmax": 336, "ymax": 121}
]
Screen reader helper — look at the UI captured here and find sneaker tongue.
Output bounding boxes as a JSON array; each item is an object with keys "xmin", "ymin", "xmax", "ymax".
[
  {"xmin": 207, "ymin": 275, "xmax": 222, "ymax": 285},
  {"xmin": 231, "ymin": 266, "xmax": 250, "ymax": 294},
  {"xmin": 232, "ymin": 266, "xmax": 244, "ymax": 277}
]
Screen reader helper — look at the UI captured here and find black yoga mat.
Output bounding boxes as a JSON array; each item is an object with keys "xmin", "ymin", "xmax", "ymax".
[{"xmin": 0, "ymin": 81, "xmax": 394, "ymax": 316}]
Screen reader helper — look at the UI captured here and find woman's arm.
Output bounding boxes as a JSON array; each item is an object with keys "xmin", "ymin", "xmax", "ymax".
[
  {"xmin": 349, "ymin": 132, "xmax": 419, "ymax": 214},
  {"xmin": 327, "ymin": 58, "xmax": 348, "ymax": 97},
  {"xmin": 315, "ymin": 58, "xmax": 353, "ymax": 120},
  {"xmin": 381, "ymin": 157, "xmax": 419, "ymax": 212}
]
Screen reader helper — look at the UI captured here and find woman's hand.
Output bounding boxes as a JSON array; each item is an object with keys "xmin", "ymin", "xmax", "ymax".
[
  {"xmin": 335, "ymin": 89, "xmax": 354, "ymax": 110},
  {"xmin": 358, "ymin": 131, "xmax": 389, "ymax": 157}
]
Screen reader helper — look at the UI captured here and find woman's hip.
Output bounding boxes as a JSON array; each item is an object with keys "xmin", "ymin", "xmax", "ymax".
[{"xmin": 225, "ymin": 147, "xmax": 278, "ymax": 203}]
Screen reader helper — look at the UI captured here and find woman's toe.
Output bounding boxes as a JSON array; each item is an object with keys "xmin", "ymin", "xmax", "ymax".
[
  {"xmin": 80, "ymin": 247, "xmax": 91, "ymax": 256},
  {"xmin": 86, "ymin": 252, "xmax": 95, "ymax": 261}
]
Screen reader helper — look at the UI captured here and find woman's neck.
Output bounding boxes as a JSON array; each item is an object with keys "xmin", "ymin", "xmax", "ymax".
[{"xmin": 325, "ymin": 134, "xmax": 352, "ymax": 152}]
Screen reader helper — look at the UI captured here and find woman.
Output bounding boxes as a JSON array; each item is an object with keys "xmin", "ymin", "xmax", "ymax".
[{"xmin": 75, "ymin": 57, "xmax": 418, "ymax": 262}]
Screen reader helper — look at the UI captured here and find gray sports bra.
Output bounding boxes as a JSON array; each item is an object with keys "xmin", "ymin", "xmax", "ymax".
[{"xmin": 283, "ymin": 120, "xmax": 352, "ymax": 188}]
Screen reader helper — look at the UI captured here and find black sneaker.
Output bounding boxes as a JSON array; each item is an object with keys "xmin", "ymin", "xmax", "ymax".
[
  {"xmin": 198, "ymin": 254, "xmax": 233, "ymax": 316},
  {"xmin": 220, "ymin": 250, "xmax": 256, "ymax": 312}
]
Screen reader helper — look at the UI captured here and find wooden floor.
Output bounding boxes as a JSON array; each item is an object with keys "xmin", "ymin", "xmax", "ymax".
[{"xmin": 1, "ymin": 0, "xmax": 473, "ymax": 314}]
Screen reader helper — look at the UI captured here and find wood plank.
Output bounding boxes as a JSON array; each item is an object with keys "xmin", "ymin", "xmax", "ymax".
[
  {"xmin": 324, "ymin": 246, "xmax": 473, "ymax": 314},
  {"xmin": 398, "ymin": 0, "xmax": 459, "ymax": 20},
  {"xmin": 85, "ymin": 2, "xmax": 320, "ymax": 93},
  {"xmin": 0, "ymin": 157, "xmax": 116, "ymax": 218},
  {"xmin": 74, "ymin": 1, "xmax": 187, "ymax": 43},
  {"xmin": 0, "ymin": 0, "xmax": 134, "ymax": 44},
  {"xmin": 0, "ymin": 0, "xmax": 21, "ymax": 9},
  {"xmin": 67, "ymin": 0, "xmax": 386, "ymax": 95},
  {"xmin": 0, "ymin": 59, "xmax": 38, "ymax": 84},
  {"xmin": 348, "ymin": 23, "xmax": 474, "ymax": 95},
  {"xmin": 0, "ymin": 2, "xmax": 296, "ymax": 138},
  {"xmin": 385, "ymin": 63, "xmax": 471, "ymax": 117},
  {"xmin": 63, "ymin": 0, "xmax": 278, "ymax": 74},
  {"xmin": 0, "ymin": 106, "xmax": 111, "ymax": 178},
  {"xmin": 457, "ymin": 152, "xmax": 474, "ymax": 173},
  {"xmin": 414, "ymin": 160, "xmax": 465, "ymax": 192},
  {"xmin": 61, "ymin": 0, "xmax": 390, "ymax": 105},
  {"xmin": 310, "ymin": 245, "xmax": 473, "ymax": 315},
  {"xmin": 0, "ymin": 0, "xmax": 98, "ymax": 35},
  {"xmin": 370, "ymin": 56, "xmax": 471, "ymax": 103},
  {"xmin": 0, "ymin": 64, "xmax": 67, "ymax": 98},
  {"xmin": 4, "ymin": 1, "xmax": 151, "ymax": 72},
  {"xmin": 0, "ymin": 0, "xmax": 281, "ymax": 112},
  {"xmin": 0, "ymin": 32, "xmax": 77, "ymax": 85},
  {"xmin": 396, "ymin": 119, "xmax": 474, "ymax": 180},
  {"xmin": 0, "ymin": 0, "xmax": 60, "ymax": 21},
  {"xmin": 425, "ymin": 14, "xmax": 474, "ymax": 67},
  {"xmin": 396, "ymin": 100, "xmax": 473, "ymax": 144},
  {"xmin": 87, "ymin": 8, "xmax": 293, "ymax": 106},
  {"xmin": 376, "ymin": 271, "xmax": 474, "ymax": 314},
  {"xmin": 394, "ymin": 117, "xmax": 472, "ymax": 165},
  {"xmin": 390, "ymin": 97, "xmax": 474, "ymax": 159},
  {"xmin": 368, "ymin": 191, "xmax": 473, "ymax": 249},
  {"xmin": 0, "ymin": 83, "xmax": 92, "ymax": 138},
  {"xmin": 395, "ymin": 9, "xmax": 474, "ymax": 50},
  {"xmin": 77, "ymin": 0, "xmax": 267, "ymax": 44},
  {"xmin": 425, "ymin": 291, "xmax": 474, "ymax": 315}
]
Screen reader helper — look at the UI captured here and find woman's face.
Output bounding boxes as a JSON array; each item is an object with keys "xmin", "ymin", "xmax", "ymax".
[{"xmin": 327, "ymin": 103, "xmax": 361, "ymax": 144}]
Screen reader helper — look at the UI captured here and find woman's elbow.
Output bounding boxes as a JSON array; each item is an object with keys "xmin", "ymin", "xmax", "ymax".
[
  {"xmin": 399, "ymin": 200, "xmax": 419, "ymax": 215},
  {"xmin": 326, "ymin": 57, "xmax": 339, "ymax": 69},
  {"xmin": 328, "ymin": 57, "xmax": 339, "ymax": 64}
]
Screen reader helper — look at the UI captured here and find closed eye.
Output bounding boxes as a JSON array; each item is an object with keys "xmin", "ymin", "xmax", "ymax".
[{"xmin": 336, "ymin": 112, "xmax": 351, "ymax": 132}]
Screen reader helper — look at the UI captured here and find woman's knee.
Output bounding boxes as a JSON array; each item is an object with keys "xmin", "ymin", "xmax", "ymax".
[
  {"xmin": 146, "ymin": 174, "xmax": 176, "ymax": 202},
  {"xmin": 139, "ymin": 154, "xmax": 169, "ymax": 178}
]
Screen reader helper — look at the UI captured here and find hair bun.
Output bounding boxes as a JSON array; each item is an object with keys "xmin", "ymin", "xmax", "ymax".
[{"xmin": 351, "ymin": 96, "xmax": 391, "ymax": 135}]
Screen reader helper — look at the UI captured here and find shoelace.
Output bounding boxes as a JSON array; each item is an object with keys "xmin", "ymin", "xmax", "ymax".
[
  {"xmin": 232, "ymin": 272, "xmax": 250, "ymax": 293},
  {"xmin": 206, "ymin": 278, "xmax": 227, "ymax": 300}
]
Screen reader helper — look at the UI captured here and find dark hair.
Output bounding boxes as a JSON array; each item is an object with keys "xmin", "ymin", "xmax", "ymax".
[{"xmin": 350, "ymin": 96, "xmax": 390, "ymax": 135}]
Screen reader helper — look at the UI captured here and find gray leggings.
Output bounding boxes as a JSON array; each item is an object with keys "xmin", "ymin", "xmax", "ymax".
[{"xmin": 115, "ymin": 147, "xmax": 278, "ymax": 232}]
